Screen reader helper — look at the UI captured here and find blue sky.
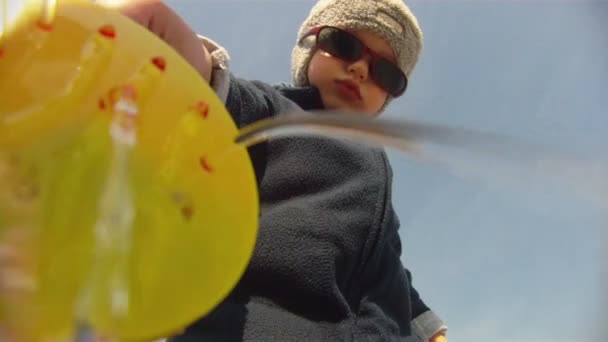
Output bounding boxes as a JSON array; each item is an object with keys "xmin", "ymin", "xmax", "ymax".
[{"xmin": 163, "ymin": 1, "xmax": 608, "ymax": 341}]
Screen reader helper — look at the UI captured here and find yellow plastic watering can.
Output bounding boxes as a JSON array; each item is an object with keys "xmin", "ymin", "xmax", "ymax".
[{"xmin": 0, "ymin": 0, "xmax": 259, "ymax": 340}]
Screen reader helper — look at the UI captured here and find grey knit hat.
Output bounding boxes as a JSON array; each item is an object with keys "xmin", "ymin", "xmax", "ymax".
[{"xmin": 291, "ymin": 0, "xmax": 423, "ymax": 105}]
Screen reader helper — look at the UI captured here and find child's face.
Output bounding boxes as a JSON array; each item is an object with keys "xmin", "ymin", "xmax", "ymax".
[{"xmin": 307, "ymin": 30, "xmax": 396, "ymax": 116}]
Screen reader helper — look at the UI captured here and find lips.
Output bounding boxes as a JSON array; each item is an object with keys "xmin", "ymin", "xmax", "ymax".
[{"xmin": 335, "ymin": 80, "xmax": 362, "ymax": 101}]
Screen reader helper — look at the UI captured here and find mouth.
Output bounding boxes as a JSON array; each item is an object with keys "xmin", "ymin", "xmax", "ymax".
[{"xmin": 335, "ymin": 80, "xmax": 362, "ymax": 101}]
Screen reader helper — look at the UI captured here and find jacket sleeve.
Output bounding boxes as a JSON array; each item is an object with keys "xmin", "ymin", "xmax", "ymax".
[
  {"xmin": 198, "ymin": 35, "xmax": 303, "ymax": 185},
  {"xmin": 387, "ymin": 200, "xmax": 447, "ymax": 341},
  {"xmin": 198, "ymin": 34, "xmax": 297, "ymax": 125},
  {"xmin": 385, "ymin": 210, "xmax": 448, "ymax": 341},
  {"xmin": 400, "ymin": 248, "xmax": 448, "ymax": 341}
]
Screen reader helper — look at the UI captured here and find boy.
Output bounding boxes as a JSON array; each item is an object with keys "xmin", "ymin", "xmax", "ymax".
[{"xmin": 202, "ymin": 1, "xmax": 448, "ymax": 340}]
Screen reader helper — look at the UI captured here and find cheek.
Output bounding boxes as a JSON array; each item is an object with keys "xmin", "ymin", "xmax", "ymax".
[
  {"xmin": 365, "ymin": 86, "xmax": 389, "ymax": 113},
  {"xmin": 307, "ymin": 51, "xmax": 337, "ymax": 87},
  {"xmin": 307, "ymin": 52, "xmax": 324, "ymax": 87}
]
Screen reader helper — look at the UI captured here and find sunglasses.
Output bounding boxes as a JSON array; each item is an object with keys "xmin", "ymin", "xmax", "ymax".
[{"xmin": 302, "ymin": 26, "xmax": 408, "ymax": 97}]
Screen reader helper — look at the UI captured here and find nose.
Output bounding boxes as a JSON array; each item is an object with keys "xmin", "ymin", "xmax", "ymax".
[{"xmin": 347, "ymin": 58, "xmax": 370, "ymax": 82}]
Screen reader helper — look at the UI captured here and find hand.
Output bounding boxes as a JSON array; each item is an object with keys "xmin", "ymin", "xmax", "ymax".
[
  {"xmin": 429, "ymin": 332, "xmax": 447, "ymax": 342},
  {"xmin": 99, "ymin": 0, "xmax": 213, "ymax": 81}
]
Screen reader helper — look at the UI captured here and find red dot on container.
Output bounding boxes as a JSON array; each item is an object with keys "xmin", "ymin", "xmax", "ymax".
[
  {"xmin": 36, "ymin": 20, "xmax": 53, "ymax": 32},
  {"xmin": 195, "ymin": 101, "xmax": 209, "ymax": 118},
  {"xmin": 151, "ymin": 56, "xmax": 167, "ymax": 71},
  {"xmin": 98, "ymin": 25, "xmax": 116, "ymax": 39},
  {"xmin": 181, "ymin": 206, "xmax": 194, "ymax": 221},
  {"xmin": 199, "ymin": 157, "xmax": 213, "ymax": 173}
]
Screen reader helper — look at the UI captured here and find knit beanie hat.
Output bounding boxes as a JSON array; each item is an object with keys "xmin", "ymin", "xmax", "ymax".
[{"xmin": 291, "ymin": 0, "xmax": 423, "ymax": 109}]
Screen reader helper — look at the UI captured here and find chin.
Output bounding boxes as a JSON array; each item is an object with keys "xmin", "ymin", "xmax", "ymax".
[
  {"xmin": 324, "ymin": 95, "xmax": 373, "ymax": 115},
  {"xmin": 326, "ymin": 99, "xmax": 359, "ymax": 113},
  {"xmin": 340, "ymin": 105, "xmax": 372, "ymax": 116}
]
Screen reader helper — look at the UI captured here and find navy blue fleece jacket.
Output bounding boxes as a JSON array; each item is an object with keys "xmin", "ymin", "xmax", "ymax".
[
  {"xmin": 169, "ymin": 36, "xmax": 446, "ymax": 342},
  {"xmin": 169, "ymin": 73, "xmax": 440, "ymax": 341}
]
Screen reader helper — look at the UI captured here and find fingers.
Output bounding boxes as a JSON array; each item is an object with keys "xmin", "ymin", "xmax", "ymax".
[
  {"xmin": 96, "ymin": 0, "xmax": 169, "ymax": 36},
  {"xmin": 97, "ymin": 0, "xmax": 212, "ymax": 81}
]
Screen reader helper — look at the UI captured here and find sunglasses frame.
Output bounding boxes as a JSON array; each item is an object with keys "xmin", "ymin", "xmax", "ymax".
[{"xmin": 302, "ymin": 25, "xmax": 408, "ymax": 97}]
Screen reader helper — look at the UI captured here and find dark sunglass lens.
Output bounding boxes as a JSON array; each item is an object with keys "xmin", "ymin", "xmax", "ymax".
[
  {"xmin": 318, "ymin": 28, "xmax": 362, "ymax": 61},
  {"xmin": 373, "ymin": 58, "xmax": 408, "ymax": 96}
]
